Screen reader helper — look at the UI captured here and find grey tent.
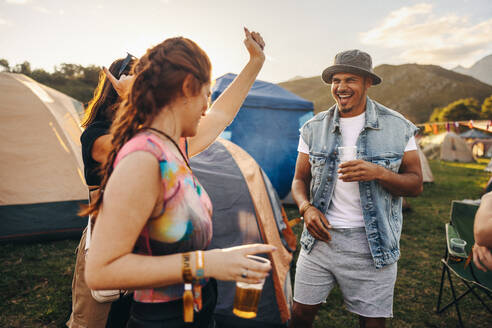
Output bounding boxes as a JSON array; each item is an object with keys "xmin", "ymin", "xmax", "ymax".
[
  {"xmin": 440, "ymin": 132, "xmax": 476, "ymax": 163},
  {"xmin": 0, "ymin": 73, "xmax": 87, "ymax": 242},
  {"xmin": 460, "ymin": 129, "xmax": 492, "ymax": 139},
  {"xmin": 190, "ymin": 138, "xmax": 296, "ymax": 326}
]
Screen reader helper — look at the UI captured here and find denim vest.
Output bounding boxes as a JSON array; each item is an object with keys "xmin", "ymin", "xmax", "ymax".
[{"xmin": 300, "ymin": 97, "xmax": 418, "ymax": 268}]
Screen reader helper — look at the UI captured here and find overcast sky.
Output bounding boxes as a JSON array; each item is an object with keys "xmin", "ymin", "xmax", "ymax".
[{"xmin": 1, "ymin": 0, "xmax": 491, "ymax": 82}]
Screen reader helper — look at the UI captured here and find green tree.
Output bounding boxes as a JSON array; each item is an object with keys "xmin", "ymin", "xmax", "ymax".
[
  {"xmin": 5, "ymin": 59, "xmax": 100, "ymax": 103},
  {"xmin": 12, "ymin": 61, "xmax": 32, "ymax": 75},
  {"xmin": 81, "ymin": 65, "xmax": 101, "ymax": 85},
  {"xmin": 0, "ymin": 58, "xmax": 10, "ymax": 72},
  {"xmin": 429, "ymin": 107, "xmax": 443, "ymax": 122},
  {"xmin": 482, "ymin": 94, "xmax": 492, "ymax": 119},
  {"xmin": 56, "ymin": 63, "xmax": 83, "ymax": 78},
  {"xmin": 31, "ymin": 68, "xmax": 52, "ymax": 84},
  {"xmin": 438, "ymin": 98, "xmax": 481, "ymax": 122}
]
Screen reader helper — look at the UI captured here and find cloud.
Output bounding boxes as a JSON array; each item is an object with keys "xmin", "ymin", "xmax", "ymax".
[
  {"xmin": 33, "ymin": 6, "xmax": 51, "ymax": 14},
  {"xmin": 0, "ymin": 17, "xmax": 12, "ymax": 25},
  {"xmin": 360, "ymin": 3, "xmax": 492, "ymax": 67},
  {"xmin": 5, "ymin": 0, "xmax": 54, "ymax": 15},
  {"xmin": 5, "ymin": 0, "xmax": 29, "ymax": 4}
]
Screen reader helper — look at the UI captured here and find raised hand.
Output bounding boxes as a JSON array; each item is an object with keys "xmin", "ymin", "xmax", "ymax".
[
  {"xmin": 243, "ymin": 27, "xmax": 265, "ymax": 62},
  {"xmin": 103, "ymin": 66, "xmax": 135, "ymax": 98},
  {"xmin": 205, "ymin": 244, "xmax": 276, "ymax": 284}
]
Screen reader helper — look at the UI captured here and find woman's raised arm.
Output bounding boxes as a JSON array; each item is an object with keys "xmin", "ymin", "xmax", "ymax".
[
  {"xmin": 103, "ymin": 28, "xmax": 266, "ymax": 158},
  {"xmin": 187, "ymin": 27, "xmax": 266, "ymax": 157}
]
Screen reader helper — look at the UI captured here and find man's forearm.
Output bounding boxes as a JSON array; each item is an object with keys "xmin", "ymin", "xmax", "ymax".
[
  {"xmin": 377, "ymin": 168, "xmax": 423, "ymax": 197},
  {"xmin": 291, "ymin": 178, "xmax": 311, "ymax": 208}
]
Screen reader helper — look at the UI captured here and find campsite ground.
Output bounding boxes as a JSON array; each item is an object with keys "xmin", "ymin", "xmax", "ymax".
[{"xmin": 1, "ymin": 159, "xmax": 491, "ymax": 327}]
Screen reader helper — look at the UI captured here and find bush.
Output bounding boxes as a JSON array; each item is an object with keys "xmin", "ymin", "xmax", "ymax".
[
  {"xmin": 438, "ymin": 98, "xmax": 481, "ymax": 121},
  {"xmin": 0, "ymin": 58, "xmax": 100, "ymax": 103},
  {"xmin": 482, "ymin": 94, "xmax": 492, "ymax": 119},
  {"xmin": 429, "ymin": 107, "xmax": 442, "ymax": 122}
]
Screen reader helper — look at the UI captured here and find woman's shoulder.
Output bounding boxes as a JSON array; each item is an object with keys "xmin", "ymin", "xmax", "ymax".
[{"xmin": 115, "ymin": 133, "xmax": 166, "ymax": 167}]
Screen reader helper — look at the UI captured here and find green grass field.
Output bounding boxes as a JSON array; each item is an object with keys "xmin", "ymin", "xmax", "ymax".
[{"xmin": 1, "ymin": 159, "xmax": 491, "ymax": 327}]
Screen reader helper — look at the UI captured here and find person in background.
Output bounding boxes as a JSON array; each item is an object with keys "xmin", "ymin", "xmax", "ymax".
[
  {"xmin": 70, "ymin": 27, "xmax": 270, "ymax": 328},
  {"xmin": 68, "ymin": 55, "xmax": 136, "ymax": 328},
  {"xmin": 473, "ymin": 191, "xmax": 492, "ymax": 271},
  {"xmin": 289, "ymin": 50, "xmax": 423, "ymax": 328},
  {"xmin": 83, "ymin": 30, "xmax": 276, "ymax": 327}
]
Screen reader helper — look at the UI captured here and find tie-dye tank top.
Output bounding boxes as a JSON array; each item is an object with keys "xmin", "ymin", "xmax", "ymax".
[{"xmin": 113, "ymin": 132, "xmax": 213, "ymax": 303}]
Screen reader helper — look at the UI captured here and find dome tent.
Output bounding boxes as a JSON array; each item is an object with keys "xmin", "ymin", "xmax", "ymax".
[
  {"xmin": 0, "ymin": 73, "xmax": 87, "ymax": 242},
  {"xmin": 440, "ymin": 132, "xmax": 475, "ymax": 163},
  {"xmin": 211, "ymin": 73, "xmax": 314, "ymax": 201},
  {"xmin": 190, "ymin": 138, "xmax": 296, "ymax": 326},
  {"xmin": 460, "ymin": 129, "xmax": 492, "ymax": 139}
]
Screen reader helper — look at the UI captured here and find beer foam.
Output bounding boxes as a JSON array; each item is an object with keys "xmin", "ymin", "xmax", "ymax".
[{"xmin": 237, "ymin": 281, "xmax": 263, "ymax": 290}]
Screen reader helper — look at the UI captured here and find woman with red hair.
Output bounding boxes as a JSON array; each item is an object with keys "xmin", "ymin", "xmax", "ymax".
[{"xmin": 83, "ymin": 29, "xmax": 275, "ymax": 327}]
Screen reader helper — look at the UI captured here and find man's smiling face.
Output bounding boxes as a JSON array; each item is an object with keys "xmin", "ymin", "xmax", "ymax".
[{"xmin": 331, "ymin": 72, "xmax": 372, "ymax": 117}]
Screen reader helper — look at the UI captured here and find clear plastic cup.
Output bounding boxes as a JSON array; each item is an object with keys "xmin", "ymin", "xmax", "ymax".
[
  {"xmin": 450, "ymin": 238, "xmax": 467, "ymax": 254},
  {"xmin": 232, "ymin": 255, "xmax": 270, "ymax": 319},
  {"xmin": 338, "ymin": 146, "xmax": 357, "ymax": 162}
]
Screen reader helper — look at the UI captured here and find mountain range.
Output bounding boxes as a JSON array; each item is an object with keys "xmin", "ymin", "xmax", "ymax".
[
  {"xmin": 453, "ymin": 54, "xmax": 492, "ymax": 86},
  {"xmin": 279, "ymin": 62, "xmax": 492, "ymax": 123}
]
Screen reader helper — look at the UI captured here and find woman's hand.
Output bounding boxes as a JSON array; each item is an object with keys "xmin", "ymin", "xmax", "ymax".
[
  {"xmin": 204, "ymin": 244, "xmax": 276, "ymax": 284},
  {"xmin": 243, "ymin": 27, "xmax": 265, "ymax": 63},
  {"xmin": 103, "ymin": 66, "xmax": 135, "ymax": 98},
  {"xmin": 187, "ymin": 28, "xmax": 266, "ymax": 157}
]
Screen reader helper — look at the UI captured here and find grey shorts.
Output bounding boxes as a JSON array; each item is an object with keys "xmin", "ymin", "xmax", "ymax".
[{"xmin": 293, "ymin": 227, "xmax": 397, "ymax": 318}]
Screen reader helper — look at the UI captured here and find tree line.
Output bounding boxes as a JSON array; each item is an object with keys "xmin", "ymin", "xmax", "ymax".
[
  {"xmin": 430, "ymin": 96, "xmax": 492, "ymax": 122},
  {"xmin": 0, "ymin": 59, "xmax": 101, "ymax": 104},
  {"xmin": 2, "ymin": 58, "xmax": 492, "ymax": 123}
]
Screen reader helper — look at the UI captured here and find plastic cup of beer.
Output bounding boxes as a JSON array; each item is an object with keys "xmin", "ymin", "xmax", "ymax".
[
  {"xmin": 338, "ymin": 146, "xmax": 357, "ymax": 163},
  {"xmin": 233, "ymin": 255, "xmax": 270, "ymax": 319}
]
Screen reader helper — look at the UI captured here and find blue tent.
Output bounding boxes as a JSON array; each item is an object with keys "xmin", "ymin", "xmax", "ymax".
[{"xmin": 212, "ymin": 73, "xmax": 314, "ymax": 199}]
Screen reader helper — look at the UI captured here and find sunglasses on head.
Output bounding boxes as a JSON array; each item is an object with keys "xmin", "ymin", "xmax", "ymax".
[{"xmin": 117, "ymin": 52, "xmax": 136, "ymax": 78}]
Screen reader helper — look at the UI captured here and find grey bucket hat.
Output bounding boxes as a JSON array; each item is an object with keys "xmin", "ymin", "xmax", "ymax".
[{"xmin": 321, "ymin": 49, "xmax": 382, "ymax": 85}]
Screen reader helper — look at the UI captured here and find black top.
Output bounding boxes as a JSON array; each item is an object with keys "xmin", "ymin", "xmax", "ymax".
[{"xmin": 81, "ymin": 120, "xmax": 111, "ymax": 187}]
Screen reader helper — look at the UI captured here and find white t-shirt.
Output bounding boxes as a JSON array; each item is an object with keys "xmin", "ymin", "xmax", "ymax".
[{"xmin": 298, "ymin": 112, "xmax": 417, "ymax": 228}]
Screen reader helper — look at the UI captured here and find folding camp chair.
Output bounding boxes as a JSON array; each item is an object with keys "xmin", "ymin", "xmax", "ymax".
[{"xmin": 436, "ymin": 200, "xmax": 492, "ymax": 327}]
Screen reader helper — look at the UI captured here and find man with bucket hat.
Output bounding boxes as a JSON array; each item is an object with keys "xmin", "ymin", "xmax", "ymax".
[{"xmin": 289, "ymin": 50, "xmax": 423, "ymax": 327}]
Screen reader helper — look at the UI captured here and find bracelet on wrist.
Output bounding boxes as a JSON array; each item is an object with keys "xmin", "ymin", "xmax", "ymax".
[
  {"xmin": 182, "ymin": 252, "xmax": 194, "ymax": 322},
  {"xmin": 193, "ymin": 250, "xmax": 204, "ymax": 311},
  {"xmin": 194, "ymin": 250, "xmax": 205, "ymax": 283},
  {"xmin": 299, "ymin": 201, "xmax": 313, "ymax": 216},
  {"xmin": 182, "ymin": 252, "xmax": 193, "ymax": 283}
]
